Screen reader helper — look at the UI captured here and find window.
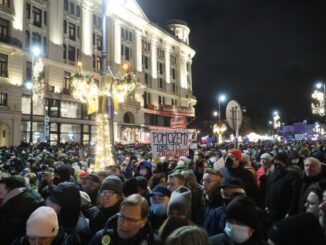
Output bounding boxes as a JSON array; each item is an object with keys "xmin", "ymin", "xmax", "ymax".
[
  {"xmin": 63, "ymin": 20, "xmax": 67, "ymax": 33},
  {"xmin": 92, "ymin": 55, "xmax": 95, "ymax": 69},
  {"xmin": 171, "ymin": 68, "xmax": 176, "ymax": 80},
  {"xmin": 93, "ymin": 14, "xmax": 96, "ymax": 26},
  {"xmin": 32, "ymin": 7, "xmax": 42, "ymax": 27},
  {"xmin": 157, "ymin": 48, "xmax": 165, "ymax": 59},
  {"xmin": 44, "ymin": 11, "xmax": 47, "ymax": 26},
  {"xmin": 0, "ymin": 18, "xmax": 9, "ymax": 39},
  {"xmin": 144, "ymin": 56, "xmax": 149, "ymax": 69},
  {"xmin": 172, "ymin": 83, "xmax": 176, "ymax": 93},
  {"xmin": 32, "ymin": 32, "xmax": 41, "ymax": 47},
  {"xmin": 96, "ymin": 56, "xmax": 101, "ymax": 71},
  {"xmin": 68, "ymin": 22, "xmax": 76, "ymax": 40},
  {"xmin": 0, "ymin": 0, "xmax": 10, "ymax": 7},
  {"xmin": 26, "ymin": 61, "xmax": 32, "ymax": 81},
  {"xmin": 63, "ymin": 44, "xmax": 66, "ymax": 59},
  {"xmin": 187, "ymin": 63, "xmax": 191, "ymax": 72},
  {"xmin": 43, "ymin": 37, "xmax": 47, "ymax": 54},
  {"xmin": 26, "ymin": 3, "xmax": 31, "ymax": 19},
  {"xmin": 159, "ymin": 78, "xmax": 164, "ymax": 90},
  {"xmin": 25, "ymin": 31, "xmax": 30, "ymax": 48},
  {"xmin": 77, "ymin": 26, "xmax": 80, "ymax": 39},
  {"xmin": 98, "ymin": 17, "xmax": 102, "ymax": 28},
  {"xmin": 144, "ymin": 73, "xmax": 150, "ymax": 87},
  {"xmin": 0, "ymin": 93, "xmax": 7, "ymax": 105},
  {"xmin": 68, "ymin": 45, "xmax": 75, "ymax": 61},
  {"xmin": 64, "ymin": 0, "xmax": 68, "ymax": 11},
  {"xmin": 97, "ymin": 36, "xmax": 102, "ymax": 51},
  {"xmin": 159, "ymin": 63, "xmax": 164, "ymax": 75},
  {"xmin": 70, "ymin": 2, "xmax": 74, "ymax": 15},
  {"xmin": 76, "ymin": 6, "xmax": 80, "ymax": 17},
  {"xmin": 0, "ymin": 53, "xmax": 8, "ymax": 77},
  {"xmin": 143, "ymin": 92, "xmax": 151, "ymax": 107},
  {"xmin": 170, "ymin": 56, "xmax": 176, "ymax": 65},
  {"xmin": 64, "ymin": 71, "xmax": 71, "ymax": 89}
]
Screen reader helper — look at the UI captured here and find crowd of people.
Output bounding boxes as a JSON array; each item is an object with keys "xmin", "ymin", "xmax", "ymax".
[{"xmin": 0, "ymin": 140, "xmax": 326, "ymax": 245}]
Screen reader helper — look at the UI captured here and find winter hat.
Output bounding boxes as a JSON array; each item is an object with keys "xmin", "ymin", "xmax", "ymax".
[
  {"xmin": 228, "ymin": 149, "xmax": 243, "ymax": 161},
  {"xmin": 268, "ymin": 213, "xmax": 324, "ymax": 245},
  {"xmin": 288, "ymin": 150, "xmax": 299, "ymax": 159},
  {"xmin": 274, "ymin": 152, "xmax": 289, "ymax": 165},
  {"xmin": 151, "ymin": 184, "xmax": 171, "ymax": 198},
  {"xmin": 26, "ymin": 206, "xmax": 59, "ymax": 237},
  {"xmin": 55, "ymin": 164, "xmax": 71, "ymax": 182},
  {"xmin": 225, "ymin": 196, "xmax": 258, "ymax": 229},
  {"xmin": 83, "ymin": 173, "xmax": 101, "ymax": 184},
  {"xmin": 168, "ymin": 186, "xmax": 192, "ymax": 218},
  {"xmin": 123, "ymin": 177, "xmax": 139, "ymax": 197},
  {"xmin": 220, "ymin": 177, "xmax": 245, "ymax": 189},
  {"xmin": 100, "ymin": 175, "xmax": 123, "ymax": 194},
  {"xmin": 260, "ymin": 153, "xmax": 272, "ymax": 160}
]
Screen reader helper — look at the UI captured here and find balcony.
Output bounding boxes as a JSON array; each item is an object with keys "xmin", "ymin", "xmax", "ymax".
[
  {"xmin": 0, "ymin": 5, "xmax": 14, "ymax": 15},
  {"xmin": 0, "ymin": 36, "xmax": 22, "ymax": 48}
]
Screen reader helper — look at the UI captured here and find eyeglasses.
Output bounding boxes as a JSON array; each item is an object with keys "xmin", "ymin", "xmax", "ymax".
[
  {"xmin": 100, "ymin": 190, "xmax": 116, "ymax": 198},
  {"xmin": 117, "ymin": 213, "xmax": 143, "ymax": 225}
]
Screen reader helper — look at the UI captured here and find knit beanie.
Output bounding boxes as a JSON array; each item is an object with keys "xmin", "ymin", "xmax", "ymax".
[
  {"xmin": 100, "ymin": 175, "xmax": 123, "ymax": 194},
  {"xmin": 26, "ymin": 206, "xmax": 59, "ymax": 237},
  {"xmin": 123, "ymin": 177, "xmax": 139, "ymax": 197},
  {"xmin": 228, "ymin": 149, "xmax": 243, "ymax": 161},
  {"xmin": 225, "ymin": 196, "xmax": 258, "ymax": 229},
  {"xmin": 274, "ymin": 152, "xmax": 289, "ymax": 165},
  {"xmin": 268, "ymin": 213, "xmax": 324, "ymax": 245},
  {"xmin": 168, "ymin": 186, "xmax": 192, "ymax": 218}
]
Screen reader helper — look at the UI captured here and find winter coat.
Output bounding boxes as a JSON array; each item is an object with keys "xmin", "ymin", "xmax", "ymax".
[
  {"xmin": 205, "ymin": 186, "xmax": 224, "ymax": 217},
  {"xmin": 204, "ymin": 205, "xmax": 226, "ymax": 236},
  {"xmin": 190, "ymin": 184, "xmax": 206, "ymax": 225},
  {"xmin": 265, "ymin": 169, "xmax": 301, "ymax": 223},
  {"xmin": 88, "ymin": 215, "xmax": 162, "ymax": 245},
  {"xmin": 0, "ymin": 187, "xmax": 44, "ymax": 245},
  {"xmin": 82, "ymin": 201, "xmax": 121, "ymax": 235}
]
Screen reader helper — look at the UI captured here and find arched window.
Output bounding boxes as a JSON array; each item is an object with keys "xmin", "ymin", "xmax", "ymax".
[{"xmin": 123, "ymin": 112, "xmax": 135, "ymax": 124}]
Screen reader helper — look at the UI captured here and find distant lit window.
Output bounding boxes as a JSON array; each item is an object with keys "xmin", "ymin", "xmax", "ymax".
[{"xmin": 0, "ymin": 53, "xmax": 8, "ymax": 77}]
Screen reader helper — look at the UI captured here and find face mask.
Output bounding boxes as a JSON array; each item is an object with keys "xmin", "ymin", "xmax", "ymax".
[
  {"xmin": 139, "ymin": 169, "xmax": 147, "ymax": 176},
  {"xmin": 150, "ymin": 203, "xmax": 167, "ymax": 216},
  {"xmin": 291, "ymin": 159, "xmax": 299, "ymax": 164},
  {"xmin": 210, "ymin": 157, "xmax": 217, "ymax": 163},
  {"xmin": 224, "ymin": 222, "xmax": 251, "ymax": 243},
  {"xmin": 225, "ymin": 157, "xmax": 234, "ymax": 168}
]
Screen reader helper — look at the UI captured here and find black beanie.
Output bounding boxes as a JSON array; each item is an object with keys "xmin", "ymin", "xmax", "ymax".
[
  {"xmin": 268, "ymin": 213, "xmax": 324, "ymax": 245},
  {"xmin": 225, "ymin": 196, "xmax": 258, "ymax": 229},
  {"xmin": 274, "ymin": 152, "xmax": 289, "ymax": 165}
]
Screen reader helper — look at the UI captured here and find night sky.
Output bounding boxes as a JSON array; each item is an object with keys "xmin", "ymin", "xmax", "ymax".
[{"xmin": 138, "ymin": 0, "xmax": 326, "ymax": 127}]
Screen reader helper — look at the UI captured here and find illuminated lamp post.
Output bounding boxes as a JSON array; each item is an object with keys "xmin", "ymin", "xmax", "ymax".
[
  {"xmin": 213, "ymin": 123, "xmax": 227, "ymax": 144},
  {"xmin": 312, "ymin": 81, "xmax": 326, "ymax": 116},
  {"xmin": 71, "ymin": 0, "xmax": 135, "ymax": 170},
  {"xmin": 218, "ymin": 94, "xmax": 226, "ymax": 124}
]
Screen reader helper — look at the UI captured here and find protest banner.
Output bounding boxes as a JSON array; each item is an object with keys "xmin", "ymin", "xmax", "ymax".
[{"xmin": 150, "ymin": 129, "xmax": 193, "ymax": 157}]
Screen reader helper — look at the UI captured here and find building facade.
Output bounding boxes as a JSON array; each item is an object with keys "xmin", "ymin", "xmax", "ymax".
[{"xmin": 0, "ymin": 0, "xmax": 196, "ymax": 146}]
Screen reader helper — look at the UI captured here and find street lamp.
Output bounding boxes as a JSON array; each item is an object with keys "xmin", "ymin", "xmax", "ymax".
[
  {"xmin": 29, "ymin": 46, "xmax": 41, "ymax": 143},
  {"xmin": 218, "ymin": 94, "xmax": 226, "ymax": 124},
  {"xmin": 313, "ymin": 81, "xmax": 326, "ymax": 116}
]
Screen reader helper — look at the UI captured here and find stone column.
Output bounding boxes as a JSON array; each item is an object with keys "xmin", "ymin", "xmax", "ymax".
[
  {"xmin": 135, "ymin": 30, "xmax": 142, "ymax": 72},
  {"xmin": 151, "ymin": 38, "xmax": 158, "ymax": 79},
  {"xmin": 113, "ymin": 19, "xmax": 121, "ymax": 65},
  {"xmin": 165, "ymin": 44, "xmax": 171, "ymax": 84}
]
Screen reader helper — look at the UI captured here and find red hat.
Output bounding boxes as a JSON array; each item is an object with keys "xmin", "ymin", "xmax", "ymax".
[{"xmin": 228, "ymin": 149, "xmax": 243, "ymax": 161}]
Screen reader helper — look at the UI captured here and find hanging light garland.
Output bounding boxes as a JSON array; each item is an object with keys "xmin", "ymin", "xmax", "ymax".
[{"xmin": 111, "ymin": 71, "xmax": 137, "ymax": 102}]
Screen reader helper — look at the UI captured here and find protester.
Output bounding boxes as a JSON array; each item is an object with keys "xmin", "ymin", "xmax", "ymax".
[
  {"xmin": 81, "ymin": 173, "xmax": 101, "ymax": 206},
  {"xmin": 89, "ymin": 194, "xmax": 161, "ymax": 244},
  {"xmin": 165, "ymin": 226, "xmax": 209, "ymax": 245},
  {"xmin": 0, "ymin": 176, "xmax": 44, "ymax": 245},
  {"xmin": 167, "ymin": 172, "xmax": 185, "ymax": 192}
]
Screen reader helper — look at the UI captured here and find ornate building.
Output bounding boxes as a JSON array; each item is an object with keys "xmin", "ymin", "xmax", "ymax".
[{"xmin": 0, "ymin": 0, "xmax": 196, "ymax": 146}]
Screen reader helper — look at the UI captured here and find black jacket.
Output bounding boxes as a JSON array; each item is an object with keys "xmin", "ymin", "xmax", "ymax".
[
  {"xmin": 88, "ymin": 215, "xmax": 162, "ymax": 245},
  {"xmin": 265, "ymin": 169, "xmax": 301, "ymax": 223},
  {"xmin": 0, "ymin": 187, "xmax": 44, "ymax": 245},
  {"xmin": 210, "ymin": 232, "xmax": 268, "ymax": 245}
]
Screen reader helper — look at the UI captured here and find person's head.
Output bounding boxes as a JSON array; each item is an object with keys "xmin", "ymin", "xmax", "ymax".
[
  {"xmin": 0, "ymin": 175, "xmax": 26, "ymax": 203},
  {"xmin": 319, "ymin": 188, "xmax": 326, "ymax": 229},
  {"xmin": 225, "ymin": 149, "xmax": 243, "ymax": 169},
  {"xmin": 135, "ymin": 176, "xmax": 148, "ymax": 195},
  {"xmin": 150, "ymin": 184, "xmax": 171, "ymax": 216},
  {"xmin": 304, "ymin": 184, "xmax": 323, "ymax": 216},
  {"xmin": 268, "ymin": 213, "xmax": 325, "ymax": 245},
  {"xmin": 42, "ymin": 168, "xmax": 55, "ymax": 183},
  {"xmin": 289, "ymin": 150, "xmax": 300, "ymax": 165},
  {"xmin": 202, "ymin": 168, "xmax": 223, "ymax": 192},
  {"xmin": 53, "ymin": 164, "xmax": 72, "ymax": 184},
  {"xmin": 117, "ymin": 194, "xmax": 148, "ymax": 240},
  {"xmin": 100, "ymin": 175, "xmax": 123, "ymax": 208},
  {"xmin": 159, "ymin": 217, "xmax": 192, "ymax": 242},
  {"xmin": 25, "ymin": 172, "xmax": 38, "ymax": 187},
  {"xmin": 304, "ymin": 157, "xmax": 322, "ymax": 177},
  {"xmin": 167, "ymin": 186, "xmax": 192, "ymax": 219},
  {"xmin": 81, "ymin": 173, "xmax": 100, "ymax": 193},
  {"xmin": 149, "ymin": 172, "xmax": 166, "ymax": 190},
  {"xmin": 167, "ymin": 173, "xmax": 185, "ymax": 192},
  {"xmin": 46, "ymin": 182, "xmax": 81, "ymax": 229},
  {"xmin": 165, "ymin": 226, "xmax": 209, "ymax": 245},
  {"xmin": 273, "ymin": 152, "xmax": 289, "ymax": 171},
  {"xmin": 182, "ymin": 171, "xmax": 198, "ymax": 191},
  {"xmin": 225, "ymin": 196, "xmax": 258, "ymax": 244},
  {"xmin": 260, "ymin": 153, "xmax": 272, "ymax": 169},
  {"xmin": 220, "ymin": 177, "xmax": 246, "ymax": 204},
  {"xmin": 26, "ymin": 206, "xmax": 59, "ymax": 245}
]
